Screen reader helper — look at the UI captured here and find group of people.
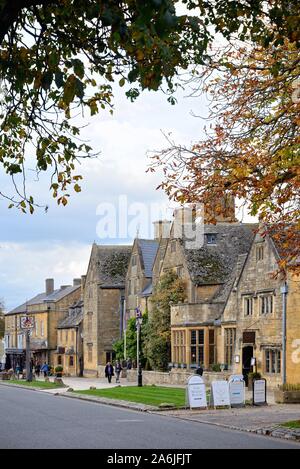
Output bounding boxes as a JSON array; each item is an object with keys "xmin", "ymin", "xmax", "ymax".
[{"xmin": 104, "ymin": 358, "xmax": 132, "ymax": 384}]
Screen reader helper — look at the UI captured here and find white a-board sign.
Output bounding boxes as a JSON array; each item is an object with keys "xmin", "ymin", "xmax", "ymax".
[
  {"xmin": 229, "ymin": 380, "xmax": 245, "ymax": 407},
  {"xmin": 186, "ymin": 376, "xmax": 207, "ymax": 409},
  {"xmin": 210, "ymin": 380, "xmax": 231, "ymax": 408},
  {"xmin": 253, "ymin": 379, "xmax": 267, "ymax": 406}
]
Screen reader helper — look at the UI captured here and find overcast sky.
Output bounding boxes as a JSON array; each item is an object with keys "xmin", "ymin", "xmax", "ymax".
[{"xmin": 0, "ymin": 78, "xmax": 255, "ymax": 311}]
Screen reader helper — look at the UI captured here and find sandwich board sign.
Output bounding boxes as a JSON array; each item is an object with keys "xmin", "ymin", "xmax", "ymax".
[
  {"xmin": 186, "ymin": 376, "xmax": 207, "ymax": 409},
  {"xmin": 210, "ymin": 380, "xmax": 230, "ymax": 408},
  {"xmin": 229, "ymin": 375, "xmax": 245, "ymax": 407},
  {"xmin": 253, "ymin": 379, "xmax": 267, "ymax": 406}
]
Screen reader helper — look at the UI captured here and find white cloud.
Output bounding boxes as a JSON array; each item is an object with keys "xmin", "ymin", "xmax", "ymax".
[{"xmin": 0, "ymin": 241, "xmax": 91, "ymax": 310}]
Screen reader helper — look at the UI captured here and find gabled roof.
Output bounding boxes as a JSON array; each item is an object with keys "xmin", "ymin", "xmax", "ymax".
[
  {"xmin": 6, "ymin": 285, "xmax": 81, "ymax": 316},
  {"xmin": 57, "ymin": 300, "xmax": 84, "ymax": 329},
  {"xmin": 182, "ymin": 223, "xmax": 257, "ymax": 303},
  {"xmin": 91, "ymin": 244, "xmax": 132, "ymax": 287},
  {"xmin": 137, "ymin": 239, "xmax": 159, "ymax": 278}
]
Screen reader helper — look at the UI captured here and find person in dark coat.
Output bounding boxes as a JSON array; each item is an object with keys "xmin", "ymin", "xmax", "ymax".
[
  {"xmin": 35, "ymin": 363, "xmax": 41, "ymax": 378},
  {"xmin": 105, "ymin": 362, "xmax": 114, "ymax": 383},
  {"xmin": 115, "ymin": 360, "xmax": 122, "ymax": 384}
]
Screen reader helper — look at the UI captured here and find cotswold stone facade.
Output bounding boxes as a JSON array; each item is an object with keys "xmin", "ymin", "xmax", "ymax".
[
  {"xmin": 155, "ymin": 210, "xmax": 256, "ymax": 371},
  {"xmin": 83, "ymin": 244, "xmax": 131, "ymax": 377},
  {"xmin": 4, "ymin": 278, "xmax": 81, "ymax": 370},
  {"xmin": 220, "ymin": 232, "xmax": 300, "ymax": 388},
  {"xmin": 56, "ymin": 299, "xmax": 84, "ymax": 377}
]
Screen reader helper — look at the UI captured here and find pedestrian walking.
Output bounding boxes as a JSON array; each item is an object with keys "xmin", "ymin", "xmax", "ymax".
[
  {"xmin": 41, "ymin": 362, "xmax": 49, "ymax": 378},
  {"xmin": 127, "ymin": 357, "xmax": 132, "ymax": 370},
  {"xmin": 35, "ymin": 362, "xmax": 41, "ymax": 378},
  {"xmin": 105, "ymin": 361, "xmax": 114, "ymax": 384},
  {"xmin": 115, "ymin": 360, "xmax": 122, "ymax": 383}
]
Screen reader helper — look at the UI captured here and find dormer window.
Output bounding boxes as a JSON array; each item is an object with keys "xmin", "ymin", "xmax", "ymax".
[{"xmin": 206, "ymin": 233, "xmax": 217, "ymax": 245}]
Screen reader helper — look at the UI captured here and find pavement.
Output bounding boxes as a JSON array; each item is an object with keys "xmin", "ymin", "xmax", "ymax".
[{"xmin": 0, "ymin": 385, "xmax": 299, "ymax": 449}]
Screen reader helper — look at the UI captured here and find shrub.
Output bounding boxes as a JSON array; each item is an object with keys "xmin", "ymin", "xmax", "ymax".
[
  {"xmin": 55, "ymin": 366, "xmax": 63, "ymax": 373},
  {"xmin": 280, "ymin": 383, "xmax": 300, "ymax": 391}
]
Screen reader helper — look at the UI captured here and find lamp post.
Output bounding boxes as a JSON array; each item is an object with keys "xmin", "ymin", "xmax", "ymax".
[{"xmin": 135, "ymin": 307, "xmax": 143, "ymax": 387}]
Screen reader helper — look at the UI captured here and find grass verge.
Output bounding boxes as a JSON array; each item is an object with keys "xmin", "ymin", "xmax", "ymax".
[
  {"xmin": 5, "ymin": 380, "xmax": 65, "ymax": 389},
  {"xmin": 75, "ymin": 385, "xmax": 186, "ymax": 407},
  {"xmin": 281, "ymin": 420, "xmax": 300, "ymax": 429}
]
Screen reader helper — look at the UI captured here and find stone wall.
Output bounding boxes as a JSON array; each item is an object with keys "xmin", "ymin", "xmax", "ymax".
[{"xmin": 126, "ymin": 368, "xmax": 231, "ymax": 387}]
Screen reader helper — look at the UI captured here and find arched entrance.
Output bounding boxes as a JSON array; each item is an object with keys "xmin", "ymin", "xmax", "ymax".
[{"xmin": 242, "ymin": 346, "xmax": 253, "ymax": 385}]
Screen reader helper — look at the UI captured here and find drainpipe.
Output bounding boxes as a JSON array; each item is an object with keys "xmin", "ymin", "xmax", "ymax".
[{"xmin": 281, "ymin": 282, "xmax": 288, "ymax": 385}]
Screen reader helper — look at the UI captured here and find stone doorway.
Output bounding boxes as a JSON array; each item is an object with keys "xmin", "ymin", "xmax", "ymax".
[{"xmin": 242, "ymin": 345, "xmax": 253, "ymax": 385}]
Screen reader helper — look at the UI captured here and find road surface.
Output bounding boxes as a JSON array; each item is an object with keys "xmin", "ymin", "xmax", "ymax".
[{"xmin": 0, "ymin": 386, "xmax": 298, "ymax": 449}]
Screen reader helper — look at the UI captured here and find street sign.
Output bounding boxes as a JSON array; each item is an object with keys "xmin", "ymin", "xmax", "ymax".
[
  {"xmin": 20, "ymin": 316, "xmax": 35, "ymax": 330},
  {"xmin": 253, "ymin": 379, "xmax": 267, "ymax": 406},
  {"xmin": 210, "ymin": 380, "xmax": 231, "ymax": 408},
  {"xmin": 135, "ymin": 307, "xmax": 142, "ymax": 318},
  {"xmin": 186, "ymin": 375, "xmax": 207, "ymax": 409}
]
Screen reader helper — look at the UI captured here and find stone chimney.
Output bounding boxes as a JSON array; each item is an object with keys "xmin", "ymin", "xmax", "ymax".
[
  {"xmin": 204, "ymin": 195, "xmax": 237, "ymax": 224},
  {"xmin": 45, "ymin": 278, "xmax": 54, "ymax": 296},
  {"xmin": 153, "ymin": 220, "xmax": 171, "ymax": 241},
  {"xmin": 73, "ymin": 278, "xmax": 81, "ymax": 287},
  {"xmin": 81, "ymin": 275, "xmax": 86, "ymax": 300}
]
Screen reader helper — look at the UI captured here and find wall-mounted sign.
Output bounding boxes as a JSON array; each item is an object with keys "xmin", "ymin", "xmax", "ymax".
[
  {"xmin": 235, "ymin": 355, "xmax": 240, "ymax": 364},
  {"xmin": 251, "ymin": 357, "xmax": 256, "ymax": 366},
  {"xmin": 186, "ymin": 376, "xmax": 207, "ymax": 409},
  {"xmin": 253, "ymin": 379, "xmax": 267, "ymax": 406},
  {"xmin": 210, "ymin": 380, "xmax": 230, "ymax": 408},
  {"xmin": 20, "ymin": 316, "xmax": 35, "ymax": 330}
]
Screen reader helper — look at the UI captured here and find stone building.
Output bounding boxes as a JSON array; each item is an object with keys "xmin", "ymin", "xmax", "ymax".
[
  {"xmin": 220, "ymin": 229, "xmax": 300, "ymax": 387},
  {"xmin": 83, "ymin": 244, "xmax": 131, "ymax": 377},
  {"xmin": 153, "ymin": 204, "xmax": 256, "ymax": 371},
  {"xmin": 125, "ymin": 237, "xmax": 159, "ymax": 318},
  {"xmin": 56, "ymin": 299, "xmax": 84, "ymax": 377},
  {"xmin": 4, "ymin": 278, "xmax": 81, "ymax": 370}
]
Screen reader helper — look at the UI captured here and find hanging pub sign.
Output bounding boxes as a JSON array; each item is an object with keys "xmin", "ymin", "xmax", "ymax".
[
  {"xmin": 229, "ymin": 375, "xmax": 245, "ymax": 407},
  {"xmin": 253, "ymin": 378, "xmax": 267, "ymax": 406},
  {"xmin": 20, "ymin": 315, "xmax": 35, "ymax": 330},
  {"xmin": 210, "ymin": 380, "xmax": 231, "ymax": 408},
  {"xmin": 186, "ymin": 375, "xmax": 207, "ymax": 409}
]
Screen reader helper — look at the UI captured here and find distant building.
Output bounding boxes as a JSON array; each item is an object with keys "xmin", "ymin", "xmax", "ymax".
[
  {"xmin": 56, "ymin": 299, "xmax": 84, "ymax": 377},
  {"xmin": 4, "ymin": 278, "xmax": 82, "ymax": 370},
  {"xmin": 83, "ymin": 244, "xmax": 131, "ymax": 377}
]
